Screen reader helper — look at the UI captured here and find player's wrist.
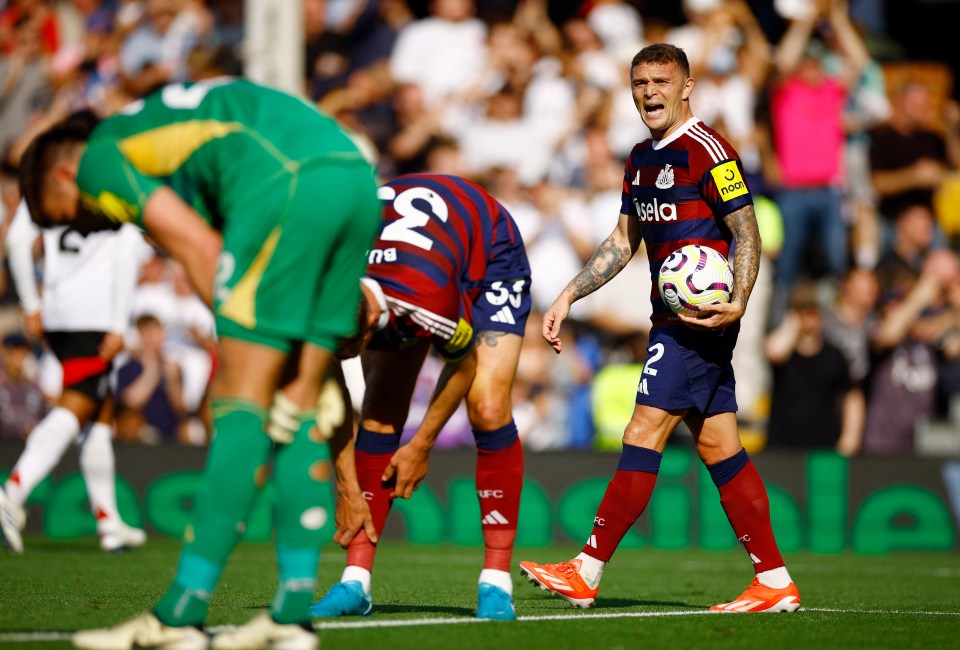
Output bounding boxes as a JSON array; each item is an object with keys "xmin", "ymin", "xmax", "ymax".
[
  {"xmin": 335, "ymin": 478, "xmax": 364, "ymax": 498},
  {"xmin": 408, "ymin": 435, "xmax": 435, "ymax": 453}
]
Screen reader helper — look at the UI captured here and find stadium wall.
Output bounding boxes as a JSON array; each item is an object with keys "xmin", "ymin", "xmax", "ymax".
[{"xmin": 1, "ymin": 445, "xmax": 958, "ymax": 554}]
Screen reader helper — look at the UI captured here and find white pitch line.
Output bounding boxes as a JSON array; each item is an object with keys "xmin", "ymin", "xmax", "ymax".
[
  {"xmin": 804, "ymin": 607, "xmax": 960, "ymax": 617},
  {"xmin": 3, "ymin": 607, "xmax": 958, "ymax": 642},
  {"xmin": 0, "ymin": 632, "xmax": 74, "ymax": 642},
  {"xmin": 309, "ymin": 607, "xmax": 960, "ymax": 630}
]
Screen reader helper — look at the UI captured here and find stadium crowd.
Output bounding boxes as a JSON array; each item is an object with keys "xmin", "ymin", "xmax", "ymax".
[{"xmin": 1, "ymin": 0, "xmax": 959, "ymax": 458}]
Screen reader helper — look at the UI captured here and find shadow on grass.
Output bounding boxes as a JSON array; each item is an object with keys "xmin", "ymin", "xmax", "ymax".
[
  {"xmin": 372, "ymin": 604, "xmax": 476, "ymax": 617},
  {"xmin": 515, "ymin": 595, "xmax": 702, "ymax": 610},
  {"xmin": 599, "ymin": 599, "xmax": 701, "ymax": 610}
]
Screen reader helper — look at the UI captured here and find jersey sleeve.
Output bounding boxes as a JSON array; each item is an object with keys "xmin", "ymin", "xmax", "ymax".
[
  {"xmin": 5, "ymin": 200, "xmax": 42, "ymax": 315},
  {"xmin": 77, "ymin": 140, "xmax": 164, "ymax": 226},
  {"xmin": 690, "ymin": 135, "xmax": 753, "ymax": 219}
]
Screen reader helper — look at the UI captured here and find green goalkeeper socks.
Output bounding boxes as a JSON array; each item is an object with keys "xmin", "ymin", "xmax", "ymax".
[
  {"xmin": 271, "ymin": 415, "xmax": 330, "ymax": 624},
  {"xmin": 155, "ymin": 400, "xmax": 272, "ymax": 627}
]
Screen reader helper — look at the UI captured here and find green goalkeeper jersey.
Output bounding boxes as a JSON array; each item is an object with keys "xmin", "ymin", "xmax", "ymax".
[
  {"xmin": 75, "ymin": 78, "xmax": 381, "ymax": 351},
  {"xmin": 76, "ymin": 77, "xmax": 369, "ymax": 230}
]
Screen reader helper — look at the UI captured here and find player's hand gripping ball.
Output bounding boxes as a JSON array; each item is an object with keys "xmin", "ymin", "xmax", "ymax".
[{"xmin": 658, "ymin": 244, "xmax": 734, "ymax": 317}]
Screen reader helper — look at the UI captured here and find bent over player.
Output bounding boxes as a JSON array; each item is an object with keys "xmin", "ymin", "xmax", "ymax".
[
  {"xmin": 19, "ymin": 78, "xmax": 381, "ymax": 650},
  {"xmin": 311, "ymin": 173, "xmax": 530, "ymax": 621},
  {"xmin": 519, "ymin": 44, "xmax": 800, "ymax": 613},
  {"xmin": 0, "ymin": 196, "xmax": 148, "ymax": 555}
]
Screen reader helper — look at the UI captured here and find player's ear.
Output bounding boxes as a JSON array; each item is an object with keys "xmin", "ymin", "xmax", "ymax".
[
  {"xmin": 681, "ymin": 76, "xmax": 695, "ymax": 101},
  {"xmin": 51, "ymin": 157, "xmax": 79, "ymax": 185}
]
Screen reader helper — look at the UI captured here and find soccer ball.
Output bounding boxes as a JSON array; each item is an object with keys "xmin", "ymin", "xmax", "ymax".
[{"xmin": 657, "ymin": 244, "xmax": 734, "ymax": 316}]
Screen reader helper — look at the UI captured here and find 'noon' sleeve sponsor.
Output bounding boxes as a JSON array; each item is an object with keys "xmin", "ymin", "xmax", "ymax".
[{"xmin": 686, "ymin": 124, "xmax": 753, "ymax": 218}]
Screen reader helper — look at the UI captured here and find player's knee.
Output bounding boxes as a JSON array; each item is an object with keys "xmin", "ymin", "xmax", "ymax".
[
  {"xmin": 467, "ymin": 395, "xmax": 511, "ymax": 431},
  {"xmin": 696, "ymin": 435, "xmax": 740, "ymax": 465},
  {"xmin": 622, "ymin": 418, "xmax": 663, "ymax": 448}
]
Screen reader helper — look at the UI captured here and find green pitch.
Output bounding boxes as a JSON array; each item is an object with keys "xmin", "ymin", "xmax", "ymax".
[{"xmin": 1, "ymin": 537, "xmax": 958, "ymax": 649}]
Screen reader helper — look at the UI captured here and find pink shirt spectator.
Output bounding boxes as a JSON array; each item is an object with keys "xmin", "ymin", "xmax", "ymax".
[{"xmin": 772, "ymin": 76, "xmax": 846, "ymax": 188}]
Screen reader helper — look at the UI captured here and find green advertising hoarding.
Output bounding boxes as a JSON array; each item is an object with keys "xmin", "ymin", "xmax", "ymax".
[{"xmin": 2, "ymin": 444, "xmax": 957, "ymax": 554}]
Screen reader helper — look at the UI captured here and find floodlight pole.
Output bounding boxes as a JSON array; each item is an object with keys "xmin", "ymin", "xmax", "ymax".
[{"xmin": 243, "ymin": 0, "xmax": 305, "ymax": 97}]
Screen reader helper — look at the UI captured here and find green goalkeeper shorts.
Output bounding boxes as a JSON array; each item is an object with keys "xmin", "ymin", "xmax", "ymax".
[{"xmin": 214, "ymin": 162, "xmax": 380, "ymax": 354}]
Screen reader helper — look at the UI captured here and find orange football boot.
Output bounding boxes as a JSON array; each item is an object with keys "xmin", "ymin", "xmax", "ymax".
[
  {"xmin": 710, "ymin": 578, "xmax": 801, "ymax": 612},
  {"xmin": 519, "ymin": 558, "xmax": 598, "ymax": 608}
]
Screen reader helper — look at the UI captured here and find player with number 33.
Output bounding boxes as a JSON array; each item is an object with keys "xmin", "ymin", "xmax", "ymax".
[{"xmin": 313, "ymin": 173, "xmax": 532, "ymax": 622}]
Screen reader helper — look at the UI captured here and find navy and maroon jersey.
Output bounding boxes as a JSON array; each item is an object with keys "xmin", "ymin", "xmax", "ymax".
[
  {"xmin": 620, "ymin": 118, "xmax": 753, "ymax": 328},
  {"xmin": 367, "ymin": 174, "xmax": 530, "ymax": 360}
]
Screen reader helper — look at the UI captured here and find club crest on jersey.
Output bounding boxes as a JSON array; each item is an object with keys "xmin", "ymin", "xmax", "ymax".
[{"xmin": 655, "ymin": 164, "xmax": 674, "ymax": 189}]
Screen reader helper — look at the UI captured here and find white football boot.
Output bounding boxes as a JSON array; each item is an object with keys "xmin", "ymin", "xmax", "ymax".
[
  {"xmin": 0, "ymin": 485, "xmax": 25, "ymax": 554},
  {"xmin": 73, "ymin": 612, "xmax": 208, "ymax": 650},
  {"xmin": 99, "ymin": 523, "xmax": 148, "ymax": 553},
  {"xmin": 211, "ymin": 612, "xmax": 317, "ymax": 650}
]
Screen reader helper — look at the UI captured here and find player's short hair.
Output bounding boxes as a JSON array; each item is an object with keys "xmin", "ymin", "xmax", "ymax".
[
  {"xmin": 135, "ymin": 314, "xmax": 163, "ymax": 330},
  {"xmin": 631, "ymin": 44, "xmax": 691, "ymax": 79},
  {"xmin": 18, "ymin": 110, "xmax": 99, "ymax": 228}
]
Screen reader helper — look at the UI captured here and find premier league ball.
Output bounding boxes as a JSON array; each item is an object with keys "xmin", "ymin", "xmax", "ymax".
[{"xmin": 657, "ymin": 244, "xmax": 734, "ymax": 317}]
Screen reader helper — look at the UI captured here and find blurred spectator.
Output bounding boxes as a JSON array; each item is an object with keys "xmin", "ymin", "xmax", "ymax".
[
  {"xmin": 768, "ymin": 0, "xmax": 868, "ymax": 324},
  {"xmin": 764, "ymin": 282, "xmax": 864, "ymax": 456},
  {"xmin": 0, "ymin": 332, "xmax": 45, "ymax": 440},
  {"xmin": 690, "ymin": 0, "xmax": 770, "ymax": 179},
  {"xmin": 0, "ymin": 165, "xmax": 17, "ymax": 302},
  {"xmin": 667, "ymin": 0, "xmax": 746, "ymax": 75},
  {"xmin": 934, "ymin": 276, "xmax": 960, "ymax": 420},
  {"xmin": 457, "ymin": 86, "xmax": 554, "ymax": 185},
  {"xmin": 521, "ymin": 179, "xmax": 594, "ymax": 312},
  {"xmin": 422, "ymin": 135, "xmax": 468, "ymax": 177},
  {"xmin": 875, "ymin": 203, "xmax": 935, "ymax": 288},
  {"xmin": 863, "ymin": 249, "xmax": 960, "ymax": 455},
  {"xmin": 573, "ymin": 143, "xmax": 653, "ymax": 339},
  {"xmin": 819, "ymin": 5, "xmax": 890, "ymax": 269},
  {"xmin": 389, "ymin": 0, "xmax": 487, "ymax": 107},
  {"xmin": 513, "ymin": 310, "xmax": 593, "ymax": 448},
  {"xmin": 0, "ymin": 13, "xmax": 52, "ymax": 164},
  {"xmin": 119, "ymin": 0, "xmax": 202, "ymax": 97},
  {"xmin": 0, "ymin": 0, "xmax": 59, "ymax": 54},
  {"xmin": 115, "ymin": 314, "xmax": 186, "ymax": 444},
  {"xmin": 870, "ymin": 82, "xmax": 959, "ymax": 243},
  {"xmin": 130, "ymin": 255, "xmax": 214, "ymax": 442},
  {"xmin": 385, "ymin": 82, "xmax": 444, "ymax": 176},
  {"xmin": 306, "ymin": 0, "xmax": 404, "ymax": 102},
  {"xmin": 822, "ymin": 266, "xmax": 880, "ymax": 385},
  {"xmin": 584, "ymin": 0, "xmax": 643, "ymax": 60}
]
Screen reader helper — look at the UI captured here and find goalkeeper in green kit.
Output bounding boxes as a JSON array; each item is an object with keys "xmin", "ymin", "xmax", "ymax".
[{"xmin": 18, "ymin": 78, "xmax": 382, "ymax": 650}]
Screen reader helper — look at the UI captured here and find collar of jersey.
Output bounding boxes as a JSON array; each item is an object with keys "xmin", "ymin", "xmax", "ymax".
[
  {"xmin": 361, "ymin": 277, "xmax": 391, "ymax": 331},
  {"xmin": 652, "ymin": 117, "xmax": 700, "ymax": 150}
]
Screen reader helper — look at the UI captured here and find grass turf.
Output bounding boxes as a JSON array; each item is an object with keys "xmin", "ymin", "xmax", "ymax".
[{"xmin": 1, "ymin": 536, "xmax": 959, "ymax": 649}]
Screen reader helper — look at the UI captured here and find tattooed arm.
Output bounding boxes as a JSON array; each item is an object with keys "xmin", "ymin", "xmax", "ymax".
[
  {"xmin": 724, "ymin": 204, "xmax": 762, "ymax": 309},
  {"xmin": 543, "ymin": 212, "xmax": 641, "ymax": 353},
  {"xmin": 678, "ymin": 203, "xmax": 762, "ymax": 330}
]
